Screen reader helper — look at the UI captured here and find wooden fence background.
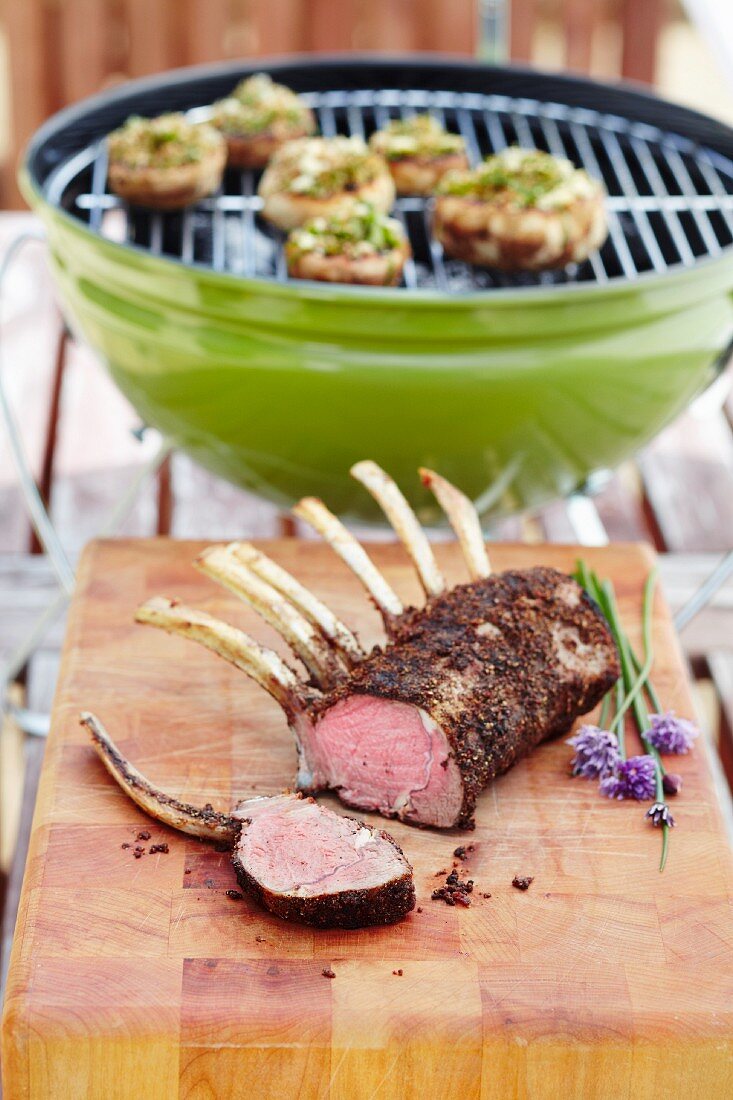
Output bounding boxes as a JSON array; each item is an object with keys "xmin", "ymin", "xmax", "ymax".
[{"xmin": 1, "ymin": 0, "xmax": 665, "ymax": 206}]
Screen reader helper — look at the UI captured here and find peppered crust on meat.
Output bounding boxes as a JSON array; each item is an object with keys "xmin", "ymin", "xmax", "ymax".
[
  {"xmin": 316, "ymin": 568, "xmax": 619, "ymax": 827},
  {"xmin": 233, "ymin": 864, "xmax": 416, "ymax": 928},
  {"xmin": 232, "ymin": 834, "xmax": 416, "ymax": 928}
]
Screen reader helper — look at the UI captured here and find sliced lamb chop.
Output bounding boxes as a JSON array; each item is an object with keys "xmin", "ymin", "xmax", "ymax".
[
  {"xmin": 137, "ymin": 463, "xmax": 620, "ymax": 829},
  {"xmin": 81, "ymin": 713, "xmax": 415, "ymax": 928},
  {"xmin": 81, "ymin": 710, "xmax": 238, "ymax": 841},
  {"xmin": 231, "ymin": 793, "xmax": 415, "ymax": 928}
]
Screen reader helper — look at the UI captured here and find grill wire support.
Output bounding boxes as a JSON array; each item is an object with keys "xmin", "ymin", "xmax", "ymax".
[{"xmin": 0, "ymin": 232, "xmax": 173, "ymax": 736}]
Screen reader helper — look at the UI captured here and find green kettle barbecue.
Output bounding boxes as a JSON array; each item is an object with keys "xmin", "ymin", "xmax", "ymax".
[{"xmin": 21, "ymin": 57, "xmax": 733, "ymax": 522}]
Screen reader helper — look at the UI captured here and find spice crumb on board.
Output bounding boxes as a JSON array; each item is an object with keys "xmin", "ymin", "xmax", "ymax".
[
  {"xmin": 137, "ymin": 830, "xmax": 151, "ymax": 841},
  {"xmin": 432, "ymin": 869, "xmax": 474, "ymax": 907},
  {"xmin": 322, "ymin": 967, "xmax": 336, "ymax": 979},
  {"xmin": 225, "ymin": 890, "xmax": 244, "ymax": 900},
  {"xmin": 255, "ymin": 935, "xmax": 266, "ymax": 943},
  {"xmin": 184, "ymin": 868, "xmax": 192, "ymax": 875},
  {"xmin": 149, "ymin": 843, "xmax": 169, "ymax": 855},
  {"xmin": 453, "ymin": 844, "xmax": 475, "ymax": 862},
  {"xmin": 121, "ymin": 843, "xmax": 131, "ymax": 850},
  {"xmin": 416, "ymin": 906, "xmax": 423, "ymax": 913},
  {"xmin": 392, "ymin": 969, "xmax": 403, "ymax": 976},
  {"xmin": 512, "ymin": 875, "xmax": 534, "ymax": 891}
]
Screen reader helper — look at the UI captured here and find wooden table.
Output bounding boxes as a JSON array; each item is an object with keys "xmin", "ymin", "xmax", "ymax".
[{"xmin": 2, "ymin": 537, "xmax": 733, "ymax": 1099}]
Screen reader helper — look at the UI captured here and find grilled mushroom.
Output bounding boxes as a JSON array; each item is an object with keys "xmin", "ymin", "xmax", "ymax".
[
  {"xmin": 369, "ymin": 114, "xmax": 468, "ymax": 195},
  {"xmin": 285, "ymin": 202, "xmax": 411, "ymax": 286},
  {"xmin": 258, "ymin": 136, "xmax": 395, "ymax": 231},
  {"xmin": 434, "ymin": 146, "xmax": 608, "ymax": 270},
  {"xmin": 107, "ymin": 113, "xmax": 226, "ymax": 210},
  {"xmin": 210, "ymin": 72, "xmax": 315, "ymax": 168},
  {"xmin": 81, "ymin": 712, "xmax": 415, "ymax": 928}
]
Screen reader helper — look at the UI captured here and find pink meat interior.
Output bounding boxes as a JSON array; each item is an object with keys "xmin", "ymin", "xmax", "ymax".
[
  {"xmin": 233, "ymin": 794, "xmax": 407, "ymax": 897},
  {"xmin": 307, "ymin": 695, "xmax": 463, "ymax": 828}
]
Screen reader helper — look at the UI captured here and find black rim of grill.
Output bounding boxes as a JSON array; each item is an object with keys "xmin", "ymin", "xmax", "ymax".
[{"xmin": 29, "ymin": 58, "xmax": 733, "ymax": 296}]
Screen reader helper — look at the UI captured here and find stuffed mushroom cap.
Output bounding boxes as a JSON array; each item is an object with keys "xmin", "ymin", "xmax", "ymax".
[
  {"xmin": 434, "ymin": 146, "xmax": 608, "ymax": 271},
  {"xmin": 211, "ymin": 72, "xmax": 315, "ymax": 167},
  {"xmin": 258, "ymin": 135, "xmax": 395, "ymax": 231},
  {"xmin": 107, "ymin": 113, "xmax": 226, "ymax": 210},
  {"xmin": 285, "ymin": 202, "xmax": 411, "ymax": 285},
  {"xmin": 369, "ymin": 114, "xmax": 469, "ymax": 194}
]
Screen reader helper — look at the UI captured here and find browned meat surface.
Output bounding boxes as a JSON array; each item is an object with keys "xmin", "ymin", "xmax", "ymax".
[
  {"xmin": 135, "ymin": 463, "xmax": 620, "ymax": 832},
  {"xmin": 306, "ymin": 567, "xmax": 619, "ymax": 827}
]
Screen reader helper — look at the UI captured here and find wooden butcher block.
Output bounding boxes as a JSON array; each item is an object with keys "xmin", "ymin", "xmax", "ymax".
[{"xmin": 3, "ymin": 539, "xmax": 733, "ymax": 1099}]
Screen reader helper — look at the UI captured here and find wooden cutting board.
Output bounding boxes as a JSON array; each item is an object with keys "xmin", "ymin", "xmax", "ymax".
[{"xmin": 3, "ymin": 539, "xmax": 733, "ymax": 1099}]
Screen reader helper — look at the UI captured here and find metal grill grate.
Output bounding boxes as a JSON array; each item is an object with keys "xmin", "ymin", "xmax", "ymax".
[{"xmin": 48, "ymin": 88, "xmax": 733, "ymax": 293}]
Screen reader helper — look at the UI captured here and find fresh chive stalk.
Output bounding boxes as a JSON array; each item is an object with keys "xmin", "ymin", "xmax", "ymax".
[
  {"xmin": 614, "ymin": 678, "xmax": 625, "ymax": 759},
  {"xmin": 609, "ymin": 568, "xmax": 658, "ymax": 734},
  {"xmin": 574, "ymin": 561, "xmax": 671, "ymax": 871},
  {"xmin": 630, "ymin": 647, "xmax": 663, "ymax": 713}
]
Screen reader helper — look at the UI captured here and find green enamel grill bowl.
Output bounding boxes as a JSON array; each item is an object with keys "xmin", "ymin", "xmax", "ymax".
[{"xmin": 22, "ymin": 57, "xmax": 733, "ymax": 522}]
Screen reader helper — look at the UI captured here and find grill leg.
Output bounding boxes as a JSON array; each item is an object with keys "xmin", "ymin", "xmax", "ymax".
[
  {"xmin": 28, "ymin": 321, "xmax": 68, "ymax": 556},
  {"xmin": 156, "ymin": 454, "xmax": 173, "ymax": 536},
  {"xmin": 0, "ymin": 231, "xmax": 174, "ymax": 730},
  {"xmin": 278, "ymin": 514, "xmax": 297, "ymax": 538},
  {"xmin": 675, "ymin": 551, "xmax": 733, "ymax": 632}
]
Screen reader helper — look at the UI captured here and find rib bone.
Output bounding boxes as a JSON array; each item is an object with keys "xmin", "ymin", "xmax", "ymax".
[
  {"xmin": 231, "ymin": 542, "xmax": 364, "ymax": 667},
  {"xmin": 196, "ymin": 545, "xmax": 345, "ymax": 690},
  {"xmin": 293, "ymin": 496, "xmax": 403, "ymax": 626},
  {"xmin": 81, "ymin": 711, "xmax": 238, "ymax": 842},
  {"xmin": 351, "ymin": 460, "xmax": 445, "ymax": 597},
  {"xmin": 420, "ymin": 467, "xmax": 491, "ymax": 580},
  {"xmin": 135, "ymin": 596, "xmax": 312, "ymax": 714}
]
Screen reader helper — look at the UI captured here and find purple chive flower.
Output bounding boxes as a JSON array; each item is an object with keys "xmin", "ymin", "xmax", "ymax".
[
  {"xmin": 598, "ymin": 773, "xmax": 624, "ymax": 799},
  {"xmin": 644, "ymin": 712, "xmax": 699, "ymax": 755},
  {"xmin": 599, "ymin": 755, "xmax": 657, "ymax": 801},
  {"xmin": 646, "ymin": 801, "xmax": 675, "ymax": 828},
  {"xmin": 567, "ymin": 725, "xmax": 621, "ymax": 779}
]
